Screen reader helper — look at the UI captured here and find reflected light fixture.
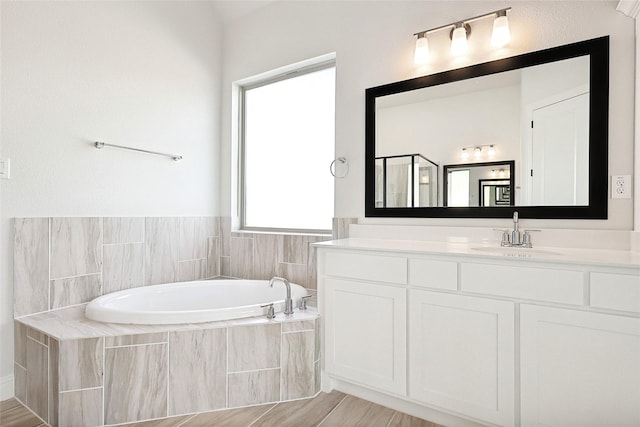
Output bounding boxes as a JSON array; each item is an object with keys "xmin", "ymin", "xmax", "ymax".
[
  {"xmin": 460, "ymin": 144, "xmax": 497, "ymax": 161},
  {"xmin": 491, "ymin": 10, "xmax": 511, "ymax": 47},
  {"xmin": 413, "ymin": 7, "xmax": 511, "ymax": 64},
  {"xmin": 414, "ymin": 32, "xmax": 430, "ymax": 64}
]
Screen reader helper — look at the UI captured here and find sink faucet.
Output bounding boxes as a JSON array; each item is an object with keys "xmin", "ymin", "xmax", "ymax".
[
  {"xmin": 499, "ymin": 211, "xmax": 536, "ymax": 248},
  {"xmin": 511, "ymin": 211, "xmax": 521, "ymax": 246},
  {"xmin": 269, "ymin": 277, "xmax": 294, "ymax": 315}
]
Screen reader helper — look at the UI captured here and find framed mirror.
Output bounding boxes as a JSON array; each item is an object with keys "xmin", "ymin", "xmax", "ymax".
[{"xmin": 365, "ymin": 36, "xmax": 609, "ymax": 219}]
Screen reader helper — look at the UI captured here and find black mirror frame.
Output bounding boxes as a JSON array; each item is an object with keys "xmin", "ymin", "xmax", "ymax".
[{"xmin": 365, "ymin": 36, "xmax": 609, "ymax": 219}]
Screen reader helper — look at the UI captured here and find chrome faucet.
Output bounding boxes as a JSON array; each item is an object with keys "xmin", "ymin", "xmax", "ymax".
[
  {"xmin": 499, "ymin": 211, "xmax": 537, "ymax": 248},
  {"xmin": 269, "ymin": 277, "xmax": 294, "ymax": 315},
  {"xmin": 511, "ymin": 211, "xmax": 521, "ymax": 246}
]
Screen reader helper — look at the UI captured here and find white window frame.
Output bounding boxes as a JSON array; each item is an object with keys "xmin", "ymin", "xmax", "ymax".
[{"xmin": 238, "ymin": 58, "xmax": 336, "ymax": 234}]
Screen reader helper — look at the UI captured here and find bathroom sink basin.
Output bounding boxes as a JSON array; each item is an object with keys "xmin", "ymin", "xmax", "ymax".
[{"xmin": 470, "ymin": 246, "xmax": 563, "ymax": 257}]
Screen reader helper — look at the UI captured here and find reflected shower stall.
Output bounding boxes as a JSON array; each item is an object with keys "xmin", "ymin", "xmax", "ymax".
[{"xmin": 375, "ymin": 154, "xmax": 439, "ymax": 208}]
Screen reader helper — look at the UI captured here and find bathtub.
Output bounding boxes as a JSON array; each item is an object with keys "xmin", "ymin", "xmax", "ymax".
[{"xmin": 85, "ymin": 279, "xmax": 308, "ymax": 325}]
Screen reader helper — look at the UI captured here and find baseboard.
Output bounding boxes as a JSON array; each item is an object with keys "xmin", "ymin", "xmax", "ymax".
[{"xmin": 0, "ymin": 374, "xmax": 14, "ymax": 401}]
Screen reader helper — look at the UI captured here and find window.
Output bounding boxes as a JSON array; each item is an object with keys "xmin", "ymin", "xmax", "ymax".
[{"xmin": 241, "ymin": 62, "xmax": 336, "ymax": 232}]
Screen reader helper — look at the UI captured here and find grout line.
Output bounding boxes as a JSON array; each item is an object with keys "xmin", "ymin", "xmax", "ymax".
[
  {"xmin": 50, "ymin": 272, "xmax": 102, "ymax": 281},
  {"xmin": 385, "ymin": 411, "xmax": 399, "ymax": 427},
  {"xmin": 175, "ymin": 413, "xmax": 197, "ymax": 426},
  {"xmin": 316, "ymin": 394, "xmax": 348, "ymax": 426},
  {"xmin": 227, "ymin": 367, "xmax": 281, "ymax": 375},
  {"xmin": 102, "ymin": 336, "xmax": 106, "ymax": 426},
  {"xmin": 104, "ymin": 341, "xmax": 168, "ymax": 349},
  {"xmin": 59, "ymin": 386, "xmax": 103, "ymax": 394},
  {"xmin": 26, "ymin": 336, "xmax": 48, "ymax": 348},
  {"xmin": 246, "ymin": 403, "xmax": 279, "ymax": 427}
]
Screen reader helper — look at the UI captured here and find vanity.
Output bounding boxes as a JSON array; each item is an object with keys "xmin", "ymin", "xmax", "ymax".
[{"xmin": 315, "ymin": 237, "xmax": 640, "ymax": 426}]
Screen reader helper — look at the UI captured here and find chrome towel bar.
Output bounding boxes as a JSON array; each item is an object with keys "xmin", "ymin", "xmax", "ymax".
[{"xmin": 94, "ymin": 141, "xmax": 182, "ymax": 161}]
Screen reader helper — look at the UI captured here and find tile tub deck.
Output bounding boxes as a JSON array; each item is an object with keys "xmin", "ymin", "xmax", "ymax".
[{"xmin": 14, "ymin": 305, "xmax": 320, "ymax": 426}]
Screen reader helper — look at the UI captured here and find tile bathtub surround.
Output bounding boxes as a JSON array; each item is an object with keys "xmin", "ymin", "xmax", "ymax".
[
  {"xmin": 13, "ymin": 216, "xmax": 222, "ymax": 317},
  {"xmin": 50, "ymin": 217, "xmax": 102, "ymax": 279},
  {"xmin": 14, "ymin": 218, "xmax": 49, "ymax": 317},
  {"xmin": 14, "ymin": 314, "xmax": 320, "ymax": 426},
  {"xmin": 14, "ymin": 215, "xmax": 355, "ymax": 317}
]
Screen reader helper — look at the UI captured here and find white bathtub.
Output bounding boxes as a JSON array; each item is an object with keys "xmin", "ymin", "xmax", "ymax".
[{"xmin": 85, "ymin": 279, "xmax": 308, "ymax": 325}]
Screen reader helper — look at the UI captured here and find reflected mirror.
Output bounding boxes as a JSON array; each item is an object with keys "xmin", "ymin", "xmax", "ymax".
[
  {"xmin": 443, "ymin": 160, "xmax": 515, "ymax": 207},
  {"xmin": 365, "ymin": 37, "xmax": 609, "ymax": 219}
]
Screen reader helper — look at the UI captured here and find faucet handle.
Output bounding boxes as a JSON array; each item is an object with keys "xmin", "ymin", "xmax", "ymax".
[
  {"xmin": 493, "ymin": 229, "xmax": 510, "ymax": 246},
  {"xmin": 522, "ymin": 229, "xmax": 540, "ymax": 248},
  {"xmin": 260, "ymin": 303, "xmax": 276, "ymax": 319},
  {"xmin": 298, "ymin": 294, "xmax": 314, "ymax": 310}
]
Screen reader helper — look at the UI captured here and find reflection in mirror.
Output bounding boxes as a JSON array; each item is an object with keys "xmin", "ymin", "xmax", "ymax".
[
  {"xmin": 375, "ymin": 154, "xmax": 438, "ymax": 207},
  {"xmin": 365, "ymin": 36, "xmax": 609, "ymax": 219},
  {"xmin": 376, "ymin": 56, "xmax": 588, "ymax": 207},
  {"xmin": 443, "ymin": 161, "xmax": 515, "ymax": 207}
]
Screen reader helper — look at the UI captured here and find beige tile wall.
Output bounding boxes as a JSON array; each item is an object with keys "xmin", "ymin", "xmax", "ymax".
[{"xmin": 14, "ymin": 216, "xmax": 357, "ymax": 317}]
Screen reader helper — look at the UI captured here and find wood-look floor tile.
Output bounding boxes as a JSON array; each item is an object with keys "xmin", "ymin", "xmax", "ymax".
[
  {"xmin": 388, "ymin": 412, "xmax": 442, "ymax": 427},
  {"xmin": 0, "ymin": 398, "xmax": 46, "ymax": 427},
  {"xmin": 319, "ymin": 395, "xmax": 395, "ymax": 427},
  {"xmin": 181, "ymin": 403, "xmax": 275, "ymax": 427},
  {"xmin": 251, "ymin": 391, "xmax": 346, "ymax": 427},
  {"xmin": 112, "ymin": 414, "xmax": 194, "ymax": 426}
]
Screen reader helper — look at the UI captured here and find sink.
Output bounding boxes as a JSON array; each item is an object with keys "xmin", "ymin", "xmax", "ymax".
[{"xmin": 470, "ymin": 246, "xmax": 563, "ymax": 257}]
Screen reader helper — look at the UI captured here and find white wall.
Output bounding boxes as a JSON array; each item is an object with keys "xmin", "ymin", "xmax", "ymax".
[
  {"xmin": 221, "ymin": 0, "xmax": 635, "ymax": 230},
  {"xmin": 0, "ymin": 1, "xmax": 222, "ymax": 396}
]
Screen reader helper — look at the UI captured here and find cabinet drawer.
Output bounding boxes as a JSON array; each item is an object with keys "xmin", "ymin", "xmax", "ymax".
[
  {"xmin": 409, "ymin": 259, "xmax": 457, "ymax": 290},
  {"xmin": 461, "ymin": 263, "xmax": 584, "ymax": 305},
  {"xmin": 325, "ymin": 252, "xmax": 407, "ymax": 284},
  {"xmin": 590, "ymin": 272, "xmax": 640, "ymax": 313}
]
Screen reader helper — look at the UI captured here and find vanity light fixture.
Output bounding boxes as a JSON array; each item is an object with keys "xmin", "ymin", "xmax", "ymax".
[
  {"xmin": 473, "ymin": 146, "xmax": 482, "ymax": 158},
  {"xmin": 450, "ymin": 23, "xmax": 470, "ymax": 56},
  {"xmin": 461, "ymin": 148, "xmax": 469, "ymax": 160},
  {"xmin": 414, "ymin": 32, "xmax": 430, "ymax": 64},
  {"xmin": 413, "ymin": 7, "xmax": 511, "ymax": 64},
  {"xmin": 487, "ymin": 145, "xmax": 496, "ymax": 157},
  {"xmin": 491, "ymin": 10, "xmax": 511, "ymax": 47}
]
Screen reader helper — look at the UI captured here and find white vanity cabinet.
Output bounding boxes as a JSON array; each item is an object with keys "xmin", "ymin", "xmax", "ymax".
[
  {"xmin": 520, "ymin": 304, "xmax": 640, "ymax": 426},
  {"xmin": 409, "ymin": 290, "xmax": 515, "ymax": 426},
  {"xmin": 323, "ymin": 251, "xmax": 408, "ymax": 396},
  {"xmin": 317, "ymin": 241, "xmax": 640, "ymax": 427}
]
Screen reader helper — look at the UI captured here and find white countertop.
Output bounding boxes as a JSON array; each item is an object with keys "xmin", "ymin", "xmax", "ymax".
[{"xmin": 314, "ymin": 238, "xmax": 640, "ymax": 270}]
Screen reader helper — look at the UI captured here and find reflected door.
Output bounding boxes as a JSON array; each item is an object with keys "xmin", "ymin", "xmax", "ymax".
[{"xmin": 530, "ymin": 93, "xmax": 589, "ymax": 205}]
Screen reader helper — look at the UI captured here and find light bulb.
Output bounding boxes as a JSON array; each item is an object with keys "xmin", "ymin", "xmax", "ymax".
[
  {"xmin": 461, "ymin": 148, "xmax": 469, "ymax": 160},
  {"xmin": 414, "ymin": 34, "xmax": 430, "ymax": 64},
  {"xmin": 491, "ymin": 12, "xmax": 510, "ymax": 47},
  {"xmin": 450, "ymin": 23, "xmax": 468, "ymax": 56},
  {"xmin": 487, "ymin": 145, "xmax": 496, "ymax": 157},
  {"xmin": 474, "ymin": 147, "xmax": 482, "ymax": 158},
  {"xmin": 491, "ymin": 170, "xmax": 497, "ymax": 178}
]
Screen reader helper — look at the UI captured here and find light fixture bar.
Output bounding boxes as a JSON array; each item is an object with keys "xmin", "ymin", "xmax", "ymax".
[{"xmin": 413, "ymin": 7, "xmax": 511, "ymax": 37}]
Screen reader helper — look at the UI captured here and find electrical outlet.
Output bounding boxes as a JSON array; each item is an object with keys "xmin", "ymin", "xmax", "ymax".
[
  {"xmin": 0, "ymin": 158, "xmax": 10, "ymax": 180},
  {"xmin": 611, "ymin": 175, "xmax": 631, "ymax": 199}
]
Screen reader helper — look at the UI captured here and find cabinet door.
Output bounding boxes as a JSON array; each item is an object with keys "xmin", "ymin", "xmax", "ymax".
[
  {"xmin": 324, "ymin": 278, "xmax": 406, "ymax": 395},
  {"xmin": 409, "ymin": 290, "xmax": 515, "ymax": 426},
  {"xmin": 521, "ymin": 305, "xmax": 640, "ymax": 427}
]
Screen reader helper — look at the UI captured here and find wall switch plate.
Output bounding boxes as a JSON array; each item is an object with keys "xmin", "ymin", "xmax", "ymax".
[
  {"xmin": 0, "ymin": 158, "xmax": 10, "ymax": 180},
  {"xmin": 611, "ymin": 175, "xmax": 631, "ymax": 199}
]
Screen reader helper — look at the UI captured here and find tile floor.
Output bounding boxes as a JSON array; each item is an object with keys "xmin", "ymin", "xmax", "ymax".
[{"xmin": 0, "ymin": 391, "xmax": 441, "ymax": 427}]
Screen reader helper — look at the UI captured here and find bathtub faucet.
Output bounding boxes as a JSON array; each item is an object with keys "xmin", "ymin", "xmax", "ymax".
[{"xmin": 269, "ymin": 277, "xmax": 294, "ymax": 315}]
